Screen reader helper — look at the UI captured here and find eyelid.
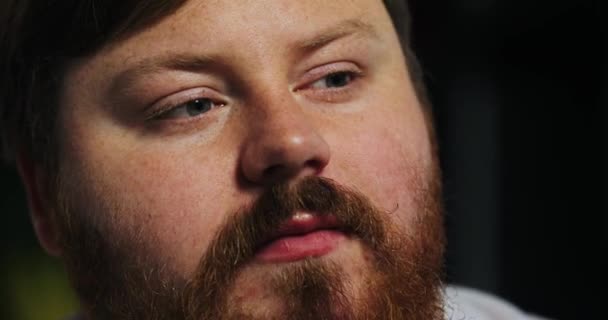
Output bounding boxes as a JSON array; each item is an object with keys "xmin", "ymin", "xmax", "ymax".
[
  {"xmin": 145, "ymin": 87, "xmax": 225, "ymax": 120},
  {"xmin": 295, "ymin": 61, "xmax": 363, "ymax": 91}
]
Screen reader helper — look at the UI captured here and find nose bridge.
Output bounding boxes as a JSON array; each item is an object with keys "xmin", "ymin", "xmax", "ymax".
[
  {"xmin": 240, "ymin": 84, "xmax": 331, "ymax": 185},
  {"xmin": 250, "ymin": 88, "xmax": 309, "ymax": 138}
]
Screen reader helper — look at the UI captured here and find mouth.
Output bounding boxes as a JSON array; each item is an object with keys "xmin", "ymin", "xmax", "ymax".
[{"xmin": 254, "ymin": 212, "xmax": 347, "ymax": 263}]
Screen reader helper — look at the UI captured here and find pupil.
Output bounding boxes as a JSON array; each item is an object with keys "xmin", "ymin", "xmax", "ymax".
[
  {"xmin": 187, "ymin": 99, "xmax": 212, "ymax": 116},
  {"xmin": 327, "ymin": 73, "xmax": 350, "ymax": 87}
]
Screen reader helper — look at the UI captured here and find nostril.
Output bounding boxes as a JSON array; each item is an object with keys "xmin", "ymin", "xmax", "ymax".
[
  {"xmin": 304, "ymin": 159, "xmax": 323, "ymax": 171},
  {"xmin": 263, "ymin": 159, "xmax": 323, "ymax": 180},
  {"xmin": 242, "ymin": 127, "xmax": 330, "ymax": 184},
  {"xmin": 263, "ymin": 164, "xmax": 284, "ymax": 178}
]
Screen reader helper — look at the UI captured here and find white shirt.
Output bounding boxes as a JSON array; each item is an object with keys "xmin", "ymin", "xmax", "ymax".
[{"xmin": 444, "ymin": 286, "xmax": 550, "ymax": 320}]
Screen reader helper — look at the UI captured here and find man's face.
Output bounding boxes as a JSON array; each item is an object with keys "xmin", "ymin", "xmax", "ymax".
[{"xmin": 53, "ymin": 0, "xmax": 444, "ymax": 318}]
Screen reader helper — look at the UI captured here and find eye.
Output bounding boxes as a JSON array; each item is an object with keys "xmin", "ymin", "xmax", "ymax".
[
  {"xmin": 310, "ymin": 71, "xmax": 356, "ymax": 89},
  {"xmin": 155, "ymin": 98, "xmax": 223, "ymax": 120}
]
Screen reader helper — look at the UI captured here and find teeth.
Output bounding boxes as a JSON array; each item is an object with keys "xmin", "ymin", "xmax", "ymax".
[{"xmin": 292, "ymin": 212, "xmax": 314, "ymax": 222}]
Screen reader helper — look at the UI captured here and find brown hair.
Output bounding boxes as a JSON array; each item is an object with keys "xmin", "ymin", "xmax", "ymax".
[{"xmin": 0, "ymin": 0, "xmax": 422, "ymax": 166}]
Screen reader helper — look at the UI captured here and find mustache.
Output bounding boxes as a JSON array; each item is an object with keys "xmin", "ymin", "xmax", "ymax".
[{"xmin": 183, "ymin": 176, "xmax": 390, "ymax": 318}]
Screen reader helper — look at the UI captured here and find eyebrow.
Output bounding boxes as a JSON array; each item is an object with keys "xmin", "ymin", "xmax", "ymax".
[
  {"xmin": 296, "ymin": 18, "xmax": 378, "ymax": 52},
  {"xmin": 110, "ymin": 18, "xmax": 378, "ymax": 93},
  {"xmin": 110, "ymin": 54, "xmax": 218, "ymax": 96}
]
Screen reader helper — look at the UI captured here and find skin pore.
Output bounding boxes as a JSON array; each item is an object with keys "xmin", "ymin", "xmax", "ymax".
[{"xmin": 28, "ymin": 0, "xmax": 445, "ymax": 318}]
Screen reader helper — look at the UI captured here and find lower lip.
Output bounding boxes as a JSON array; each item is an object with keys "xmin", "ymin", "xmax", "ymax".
[{"xmin": 255, "ymin": 230, "xmax": 346, "ymax": 263}]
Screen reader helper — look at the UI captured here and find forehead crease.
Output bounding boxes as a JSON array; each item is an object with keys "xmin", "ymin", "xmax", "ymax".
[
  {"xmin": 97, "ymin": 0, "xmax": 385, "ymax": 90},
  {"xmin": 168, "ymin": 0, "xmax": 375, "ymax": 41},
  {"xmin": 108, "ymin": 20, "xmax": 378, "ymax": 87},
  {"xmin": 108, "ymin": 53, "xmax": 217, "ymax": 93}
]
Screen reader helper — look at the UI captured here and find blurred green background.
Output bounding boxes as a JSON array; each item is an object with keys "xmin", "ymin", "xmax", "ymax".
[{"xmin": 1, "ymin": 165, "xmax": 78, "ymax": 320}]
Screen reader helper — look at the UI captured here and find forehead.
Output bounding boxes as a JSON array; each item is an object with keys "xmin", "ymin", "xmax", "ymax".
[{"xmin": 91, "ymin": 0, "xmax": 395, "ymax": 69}]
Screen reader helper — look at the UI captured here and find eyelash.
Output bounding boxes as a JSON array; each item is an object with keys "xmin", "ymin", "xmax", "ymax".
[
  {"xmin": 148, "ymin": 67, "xmax": 362, "ymax": 122},
  {"xmin": 149, "ymin": 98, "xmax": 225, "ymax": 121},
  {"xmin": 311, "ymin": 71, "xmax": 360, "ymax": 89},
  {"xmin": 296, "ymin": 64, "xmax": 364, "ymax": 102},
  {"xmin": 145, "ymin": 88, "xmax": 226, "ymax": 122}
]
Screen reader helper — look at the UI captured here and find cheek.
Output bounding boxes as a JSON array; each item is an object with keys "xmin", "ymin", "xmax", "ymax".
[
  {"xmin": 61, "ymin": 131, "xmax": 240, "ymax": 276},
  {"xmin": 325, "ymin": 104, "xmax": 433, "ymax": 228},
  {"xmin": 323, "ymin": 50, "xmax": 435, "ymax": 220}
]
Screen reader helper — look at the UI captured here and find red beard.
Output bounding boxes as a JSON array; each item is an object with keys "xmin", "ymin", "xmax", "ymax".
[{"xmin": 55, "ymin": 174, "xmax": 445, "ymax": 320}]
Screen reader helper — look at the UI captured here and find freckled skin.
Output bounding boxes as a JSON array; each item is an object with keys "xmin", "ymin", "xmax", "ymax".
[{"xmin": 56, "ymin": 0, "xmax": 435, "ymax": 314}]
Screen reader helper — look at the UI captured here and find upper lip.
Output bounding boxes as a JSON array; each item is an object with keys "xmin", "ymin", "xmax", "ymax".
[{"xmin": 257, "ymin": 213, "xmax": 342, "ymax": 248}]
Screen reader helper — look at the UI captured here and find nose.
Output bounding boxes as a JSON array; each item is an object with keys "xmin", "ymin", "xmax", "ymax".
[{"xmin": 240, "ymin": 100, "xmax": 331, "ymax": 185}]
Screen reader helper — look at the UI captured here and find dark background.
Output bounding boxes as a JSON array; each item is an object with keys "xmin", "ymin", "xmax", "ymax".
[
  {"xmin": 1, "ymin": 0, "xmax": 606, "ymax": 319},
  {"xmin": 409, "ymin": 0, "xmax": 606, "ymax": 319}
]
